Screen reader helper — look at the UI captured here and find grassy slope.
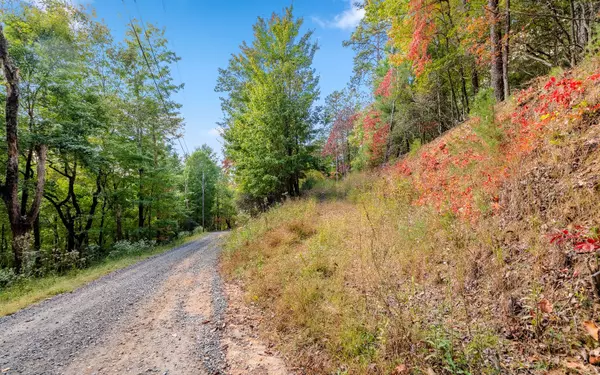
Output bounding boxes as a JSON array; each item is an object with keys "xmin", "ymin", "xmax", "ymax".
[
  {"xmin": 222, "ymin": 58, "xmax": 600, "ymax": 374},
  {"xmin": 0, "ymin": 232, "xmax": 207, "ymax": 317}
]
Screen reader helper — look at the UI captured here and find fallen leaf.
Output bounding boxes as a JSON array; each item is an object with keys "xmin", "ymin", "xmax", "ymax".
[
  {"xmin": 538, "ymin": 299, "xmax": 553, "ymax": 313},
  {"xmin": 590, "ymin": 348, "xmax": 600, "ymax": 365},
  {"xmin": 392, "ymin": 364, "xmax": 408, "ymax": 374},
  {"xmin": 584, "ymin": 320, "xmax": 599, "ymax": 341},
  {"xmin": 564, "ymin": 360, "xmax": 585, "ymax": 370}
]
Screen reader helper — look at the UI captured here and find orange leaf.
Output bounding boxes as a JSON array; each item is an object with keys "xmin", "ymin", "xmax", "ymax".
[
  {"xmin": 538, "ymin": 299, "xmax": 553, "ymax": 313},
  {"xmin": 584, "ymin": 321, "xmax": 600, "ymax": 341},
  {"xmin": 392, "ymin": 364, "xmax": 408, "ymax": 374}
]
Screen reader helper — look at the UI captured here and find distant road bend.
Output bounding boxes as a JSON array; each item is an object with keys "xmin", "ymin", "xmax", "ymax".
[{"xmin": 0, "ymin": 233, "xmax": 230, "ymax": 375}]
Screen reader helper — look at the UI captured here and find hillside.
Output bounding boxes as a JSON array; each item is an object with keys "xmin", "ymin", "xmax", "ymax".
[{"xmin": 222, "ymin": 59, "xmax": 600, "ymax": 374}]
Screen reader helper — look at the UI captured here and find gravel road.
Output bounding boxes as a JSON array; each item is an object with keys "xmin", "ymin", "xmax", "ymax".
[{"xmin": 0, "ymin": 233, "xmax": 230, "ymax": 375}]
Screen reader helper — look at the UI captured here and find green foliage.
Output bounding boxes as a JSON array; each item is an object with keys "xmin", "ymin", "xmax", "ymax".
[
  {"xmin": 216, "ymin": 6, "xmax": 320, "ymax": 205},
  {"xmin": 0, "ymin": 1, "xmax": 236, "ymax": 279},
  {"xmin": 108, "ymin": 239, "xmax": 157, "ymax": 259},
  {"xmin": 470, "ymin": 88, "xmax": 504, "ymax": 149},
  {"xmin": 0, "ymin": 268, "xmax": 18, "ymax": 289}
]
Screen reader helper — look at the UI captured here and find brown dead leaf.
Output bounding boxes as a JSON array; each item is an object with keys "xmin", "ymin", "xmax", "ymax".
[
  {"xmin": 590, "ymin": 348, "xmax": 600, "ymax": 365},
  {"xmin": 392, "ymin": 364, "xmax": 408, "ymax": 374},
  {"xmin": 538, "ymin": 299, "xmax": 553, "ymax": 313},
  {"xmin": 564, "ymin": 360, "xmax": 586, "ymax": 370},
  {"xmin": 584, "ymin": 320, "xmax": 599, "ymax": 341}
]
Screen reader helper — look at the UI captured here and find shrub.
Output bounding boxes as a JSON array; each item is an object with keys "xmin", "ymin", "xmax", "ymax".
[
  {"xmin": 108, "ymin": 239, "xmax": 156, "ymax": 259},
  {"xmin": 0, "ymin": 267, "xmax": 18, "ymax": 289}
]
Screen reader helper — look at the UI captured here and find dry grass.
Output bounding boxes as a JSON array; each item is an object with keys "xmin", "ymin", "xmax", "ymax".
[{"xmin": 222, "ymin": 59, "xmax": 600, "ymax": 374}]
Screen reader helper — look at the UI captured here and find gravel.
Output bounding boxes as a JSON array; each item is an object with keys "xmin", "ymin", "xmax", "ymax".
[{"xmin": 0, "ymin": 233, "xmax": 227, "ymax": 375}]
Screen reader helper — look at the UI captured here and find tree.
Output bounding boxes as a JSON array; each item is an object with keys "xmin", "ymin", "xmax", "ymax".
[
  {"xmin": 0, "ymin": 25, "xmax": 47, "ymax": 272},
  {"xmin": 216, "ymin": 6, "xmax": 320, "ymax": 206},
  {"xmin": 489, "ymin": 0, "xmax": 505, "ymax": 102},
  {"xmin": 322, "ymin": 90, "xmax": 359, "ymax": 177},
  {"xmin": 343, "ymin": 15, "xmax": 389, "ymax": 87},
  {"xmin": 0, "ymin": 1, "xmax": 195, "ymax": 274},
  {"xmin": 185, "ymin": 145, "xmax": 220, "ymax": 230}
]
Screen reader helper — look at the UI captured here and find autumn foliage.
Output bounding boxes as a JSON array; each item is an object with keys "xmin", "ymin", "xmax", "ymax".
[{"xmin": 388, "ymin": 69, "xmax": 600, "ymax": 222}]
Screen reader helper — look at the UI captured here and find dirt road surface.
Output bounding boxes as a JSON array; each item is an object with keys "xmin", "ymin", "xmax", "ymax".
[{"xmin": 0, "ymin": 233, "xmax": 288, "ymax": 375}]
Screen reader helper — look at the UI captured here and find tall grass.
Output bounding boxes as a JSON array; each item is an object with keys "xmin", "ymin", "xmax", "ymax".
[
  {"xmin": 223, "ymin": 176, "xmax": 507, "ymax": 374},
  {"xmin": 222, "ymin": 60, "xmax": 600, "ymax": 374}
]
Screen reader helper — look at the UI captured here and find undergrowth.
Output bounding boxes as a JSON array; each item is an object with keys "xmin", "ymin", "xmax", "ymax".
[
  {"xmin": 0, "ymin": 231, "xmax": 207, "ymax": 317},
  {"xmin": 222, "ymin": 58, "xmax": 600, "ymax": 374}
]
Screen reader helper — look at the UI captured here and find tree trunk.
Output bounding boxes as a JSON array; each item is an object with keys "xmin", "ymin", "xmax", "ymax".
[
  {"xmin": 1, "ymin": 223, "xmax": 6, "ymax": 253},
  {"xmin": 489, "ymin": 0, "xmax": 505, "ymax": 102},
  {"xmin": 10, "ymin": 224, "xmax": 30, "ymax": 272},
  {"xmin": 98, "ymin": 195, "xmax": 107, "ymax": 248},
  {"xmin": 66, "ymin": 223, "xmax": 76, "ymax": 252},
  {"xmin": 569, "ymin": 0, "xmax": 578, "ymax": 67},
  {"xmin": 76, "ymin": 171, "xmax": 103, "ymax": 249},
  {"xmin": 385, "ymin": 91, "xmax": 396, "ymax": 163},
  {"xmin": 459, "ymin": 64, "xmax": 470, "ymax": 115},
  {"xmin": 33, "ymin": 215, "xmax": 41, "ymax": 270},
  {"xmin": 116, "ymin": 205, "xmax": 123, "ymax": 242},
  {"xmin": 0, "ymin": 26, "xmax": 47, "ymax": 273},
  {"xmin": 503, "ymin": 0, "xmax": 510, "ymax": 99},
  {"xmin": 33, "ymin": 215, "xmax": 41, "ymax": 251},
  {"xmin": 138, "ymin": 169, "xmax": 144, "ymax": 229},
  {"xmin": 471, "ymin": 63, "xmax": 480, "ymax": 95}
]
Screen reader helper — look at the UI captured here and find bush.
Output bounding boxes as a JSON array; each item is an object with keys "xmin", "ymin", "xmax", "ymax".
[
  {"xmin": 0, "ymin": 267, "xmax": 18, "ymax": 289},
  {"xmin": 300, "ymin": 170, "xmax": 326, "ymax": 191},
  {"xmin": 108, "ymin": 239, "xmax": 156, "ymax": 259},
  {"xmin": 470, "ymin": 88, "xmax": 504, "ymax": 149}
]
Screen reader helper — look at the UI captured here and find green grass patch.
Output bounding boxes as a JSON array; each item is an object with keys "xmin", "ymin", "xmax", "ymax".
[{"xmin": 0, "ymin": 232, "xmax": 207, "ymax": 317}]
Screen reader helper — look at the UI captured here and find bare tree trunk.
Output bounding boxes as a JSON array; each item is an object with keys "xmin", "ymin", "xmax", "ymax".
[
  {"xmin": 385, "ymin": 94, "xmax": 396, "ymax": 163},
  {"xmin": 489, "ymin": 0, "xmax": 505, "ymax": 102},
  {"xmin": 138, "ymin": 169, "xmax": 144, "ymax": 229},
  {"xmin": 503, "ymin": 0, "xmax": 510, "ymax": 99},
  {"xmin": 33, "ymin": 215, "xmax": 41, "ymax": 251},
  {"xmin": 1, "ymin": 223, "xmax": 5, "ymax": 253},
  {"xmin": 98, "ymin": 195, "xmax": 107, "ymax": 248},
  {"xmin": 569, "ymin": 0, "xmax": 578, "ymax": 67},
  {"xmin": 0, "ymin": 26, "xmax": 47, "ymax": 273},
  {"xmin": 471, "ymin": 64, "xmax": 480, "ymax": 95}
]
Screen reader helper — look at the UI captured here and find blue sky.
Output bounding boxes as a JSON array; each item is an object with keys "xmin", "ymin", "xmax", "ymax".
[{"xmin": 84, "ymin": 0, "xmax": 362, "ymax": 158}]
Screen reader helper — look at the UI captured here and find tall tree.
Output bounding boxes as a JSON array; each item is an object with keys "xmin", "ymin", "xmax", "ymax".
[
  {"xmin": 184, "ymin": 145, "xmax": 220, "ymax": 230},
  {"xmin": 0, "ymin": 25, "xmax": 47, "ymax": 272},
  {"xmin": 489, "ymin": 0, "xmax": 505, "ymax": 101},
  {"xmin": 216, "ymin": 6, "xmax": 320, "ymax": 205}
]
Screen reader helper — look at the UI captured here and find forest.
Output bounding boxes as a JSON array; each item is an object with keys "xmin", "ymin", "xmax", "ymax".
[
  {"xmin": 0, "ymin": 0, "xmax": 598, "ymax": 282},
  {"xmin": 0, "ymin": 0, "xmax": 235, "ymax": 282},
  {"xmin": 2, "ymin": 0, "xmax": 600, "ymax": 373},
  {"xmin": 219, "ymin": 0, "xmax": 600, "ymax": 373},
  {"xmin": 217, "ymin": 0, "xmax": 600, "ymax": 201}
]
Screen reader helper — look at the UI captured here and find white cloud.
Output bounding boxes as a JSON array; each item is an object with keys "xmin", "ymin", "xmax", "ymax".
[
  {"xmin": 313, "ymin": 0, "xmax": 365, "ymax": 31},
  {"xmin": 208, "ymin": 127, "xmax": 223, "ymax": 137}
]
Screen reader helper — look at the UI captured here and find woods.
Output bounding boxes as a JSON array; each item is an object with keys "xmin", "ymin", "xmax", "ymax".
[
  {"xmin": 316, "ymin": 0, "xmax": 600, "ymax": 175},
  {"xmin": 216, "ymin": 7, "xmax": 320, "ymax": 208},
  {"xmin": 0, "ymin": 1, "xmax": 234, "ymax": 280},
  {"xmin": 221, "ymin": 1, "xmax": 600, "ymax": 373},
  {"xmin": 1, "ymin": 0, "xmax": 600, "ymax": 299}
]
